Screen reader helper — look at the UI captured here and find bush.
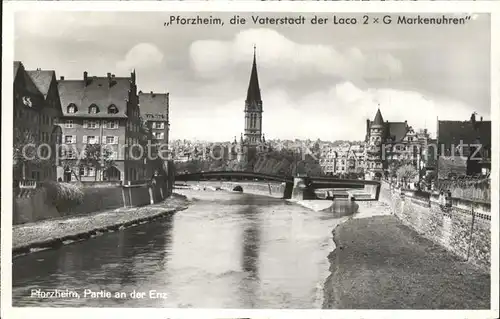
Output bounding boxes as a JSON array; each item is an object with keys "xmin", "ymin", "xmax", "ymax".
[{"xmin": 44, "ymin": 181, "xmax": 84, "ymax": 210}]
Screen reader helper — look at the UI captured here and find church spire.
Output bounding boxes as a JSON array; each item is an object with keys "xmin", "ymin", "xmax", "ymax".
[{"xmin": 246, "ymin": 45, "xmax": 262, "ymax": 103}]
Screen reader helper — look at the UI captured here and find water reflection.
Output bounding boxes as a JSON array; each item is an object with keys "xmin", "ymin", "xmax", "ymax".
[
  {"xmin": 238, "ymin": 199, "xmax": 262, "ymax": 308},
  {"xmin": 13, "ymin": 215, "xmax": 174, "ymax": 307},
  {"xmin": 13, "ymin": 191, "xmax": 358, "ymax": 308}
]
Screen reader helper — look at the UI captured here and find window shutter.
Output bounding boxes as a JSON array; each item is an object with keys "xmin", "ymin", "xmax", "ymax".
[
  {"xmin": 83, "ymin": 135, "xmax": 87, "ymax": 144},
  {"xmin": 114, "ymin": 136, "xmax": 118, "ymax": 144},
  {"xmin": 72, "ymin": 136, "xmax": 76, "ymax": 144},
  {"xmin": 95, "ymin": 121, "xmax": 100, "ymax": 128},
  {"xmin": 102, "ymin": 121, "xmax": 107, "ymax": 128},
  {"xmin": 62, "ymin": 135, "xmax": 66, "ymax": 144},
  {"xmin": 103, "ymin": 136, "xmax": 108, "ymax": 144},
  {"xmin": 96, "ymin": 136, "xmax": 100, "ymax": 144},
  {"xmin": 83, "ymin": 120, "xmax": 88, "ymax": 128}
]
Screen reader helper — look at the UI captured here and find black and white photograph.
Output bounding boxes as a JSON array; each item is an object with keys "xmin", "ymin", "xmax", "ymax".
[{"xmin": 2, "ymin": 4, "xmax": 498, "ymax": 317}]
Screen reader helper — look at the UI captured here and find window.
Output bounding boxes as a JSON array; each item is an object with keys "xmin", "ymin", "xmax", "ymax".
[
  {"xmin": 84, "ymin": 136, "xmax": 99, "ymax": 144},
  {"xmin": 65, "ymin": 120, "xmax": 74, "ymax": 128},
  {"xmin": 153, "ymin": 122, "xmax": 165, "ymax": 129},
  {"xmin": 105, "ymin": 120, "xmax": 118, "ymax": 129},
  {"xmin": 105, "ymin": 136, "xmax": 118, "ymax": 144},
  {"xmin": 67, "ymin": 104, "xmax": 77, "ymax": 114},
  {"xmin": 64, "ymin": 135, "xmax": 76, "ymax": 144},
  {"xmin": 86, "ymin": 167, "xmax": 96, "ymax": 177},
  {"xmin": 108, "ymin": 104, "xmax": 119, "ymax": 114},
  {"xmin": 83, "ymin": 120, "xmax": 100, "ymax": 129},
  {"xmin": 65, "ymin": 149, "xmax": 75, "ymax": 159},
  {"xmin": 89, "ymin": 104, "xmax": 99, "ymax": 114},
  {"xmin": 88, "ymin": 120, "xmax": 99, "ymax": 129}
]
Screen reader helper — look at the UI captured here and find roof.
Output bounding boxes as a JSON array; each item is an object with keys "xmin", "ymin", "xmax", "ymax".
[
  {"xmin": 26, "ymin": 70, "xmax": 55, "ymax": 98},
  {"xmin": 438, "ymin": 120, "xmax": 491, "ymax": 152},
  {"xmin": 139, "ymin": 92, "xmax": 169, "ymax": 119},
  {"xmin": 387, "ymin": 122, "xmax": 409, "ymax": 142},
  {"xmin": 246, "ymin": 47, "xmax": 262, "ymax": 103},
  {"xmin": 57, "ymin": 76, "xmax": 133, "ymax": 118},
  {"xmin": 14, "ymin": 61, "xmax": 21, "ymax": 78},
  {"xmin": 373, "ymin": 108, "xmax": 384, "ymax": 125}
]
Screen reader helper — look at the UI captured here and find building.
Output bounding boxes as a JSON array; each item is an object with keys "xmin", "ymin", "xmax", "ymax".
[
  {"xmin": 13, "ymin": 62, "xmax": 62, "ymax": 182},
  {"xmin": 365, "ymin": 108, "xmax": 428, "ymax": 179},
  {"xmin": 138, "ymin": 91, "xmax": 170, "ymax": 163},
  {"xmin": 319, "ymin": 143, "xmax": 366, "ymax": 176},
  {"xmin": 236, "ymin": 46, "xmax": 269, "ymax": 165},
  {"xmin": 56, "ymin": 71, "xmax": 144, "ymax": 182},
  {"xmin": 436, "ymin": 114, "xmax": 491, "ymax": 178}
]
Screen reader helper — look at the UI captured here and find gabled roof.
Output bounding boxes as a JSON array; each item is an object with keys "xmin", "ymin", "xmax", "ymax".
[
  {"xmin": 139, "ymin": 92, "xmax": 169, "ymax": 119},
  {"xmin": 58, "ymin": 75, "xmax": 133, "ymax": 118},
  {"xmin": 14, "ymin": 61, "xmax": 21, "ymax": 78},
  {"xmin": 387, "ymin": 122, "xmax": 410, "ymax": 142},
  {"xmin": 26, "ymin": 70, "xmax": 56, "ymax": 98},
  {"xmin": 438, "ymin": 120, "xmax": 491, "ymax": 150}
]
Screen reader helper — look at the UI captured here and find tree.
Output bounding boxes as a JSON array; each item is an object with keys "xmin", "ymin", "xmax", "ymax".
[
  {"xmin": 396, "ymin": 164, "xmax": 418, "ymax": 188},
  {"xmin": 13, "ymin": 127, "xmax": 49, "ymax": 180},
  {"xmin": 81, "ymin": 144, "xmax": 115, "ymax": 181}
]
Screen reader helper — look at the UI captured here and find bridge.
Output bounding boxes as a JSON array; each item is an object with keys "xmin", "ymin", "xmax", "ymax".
[{"xmin": 175, "ymin": 171, "xmax": 381, "ymax": 201}]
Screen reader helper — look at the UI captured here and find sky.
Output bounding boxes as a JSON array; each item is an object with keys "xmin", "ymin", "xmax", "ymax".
[{"xmin": 15, "ymin": 12, "xmax": 491, "ymax": 141}]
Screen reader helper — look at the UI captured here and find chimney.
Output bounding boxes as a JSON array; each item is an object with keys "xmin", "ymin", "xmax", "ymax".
[
  {"xmin": 480, "ymin": 116, "xmax": 483, "ymax": 121},
  {"xmin": 83, "ymin": 71, "xmax": 88, "ymax": 85},
  {"xmin": 60, "ymin": 76, "xmax": 65, "ymax": 80},
  {"xmin": 107, "ymin": 72, "xmax": 111, "ymax": 79},
  {"xmin": 139, "ymin": 90, "xmax": 143, "ymax": 94}
]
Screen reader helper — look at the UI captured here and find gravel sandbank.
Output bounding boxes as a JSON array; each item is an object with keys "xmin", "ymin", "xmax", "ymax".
[{"xmin": 324, "ymin": 215, "xmax": 490, "ymax": 309}]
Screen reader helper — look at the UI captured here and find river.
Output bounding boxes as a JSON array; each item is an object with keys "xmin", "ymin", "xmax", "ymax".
[{"xmin": 12, "ymin": 189, "xmax": 359, "ymax": 308}]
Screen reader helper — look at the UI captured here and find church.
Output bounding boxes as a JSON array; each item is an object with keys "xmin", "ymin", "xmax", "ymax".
[{"xmin": 230, "ymin": 46, "xmax": 270, "ymax": 165}]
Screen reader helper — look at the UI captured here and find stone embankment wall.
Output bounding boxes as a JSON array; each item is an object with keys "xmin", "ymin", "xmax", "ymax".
[
  {"xmin": 13, "ymin": 175, "xmax": 175, "ymax": 225},
  {"xmin": 191, "ymin": 181, "xmax": 286, "ymax": 198},
  {"xmin": 222, "ymin": 181, "xmax": 286, "ymax": 198},
  {"xmin": 380, "ymin": 181, "xmax": 491, "ymax": 272}
]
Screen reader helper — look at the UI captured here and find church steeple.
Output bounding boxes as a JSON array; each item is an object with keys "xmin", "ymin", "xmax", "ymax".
[
  {"xmin": 243, "ymin": 45, "xmax": 264, "ymax": 156},
  {"xmin": 246, "ymin": 45, "xmax": 262, "ymax": 104}
]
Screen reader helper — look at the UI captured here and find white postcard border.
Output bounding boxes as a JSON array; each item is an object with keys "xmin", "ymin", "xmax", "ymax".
[{"xmin": 2, "ymin": 1, "xmax": 499, "ymax": 319}]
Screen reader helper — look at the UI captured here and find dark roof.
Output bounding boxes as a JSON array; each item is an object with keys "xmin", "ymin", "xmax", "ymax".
[
  {"xmin": 368, "ymin": 118, "xmax": 409, "ymax": 142},
  {"xmin": 438, "ymin": 120, "xmax": 491, "ymax": 150},
  {"xmin": 57, "ymin": 76, "xmax": 133, "ymax": 118},
  {"xmin": 26, "ymin": 70, "xmax": 55, "ymax": 98},
  {"xmin": 387, "ymin": 122, "xmax": 409, "ymax": 142},
  {"xmin": 246, "ymin": 48, "xmax": 262, "ymax": 103},
  {"xmin": 139, "ymin": 92, "xmax": 169, "ymax": 118},
  {"xmin": 373, "ymin": 109, "xmax": 384, "ymax": 125},
  {"xmin": 14, "ymin": 61, "xmax": 21, "ymax": 78}
]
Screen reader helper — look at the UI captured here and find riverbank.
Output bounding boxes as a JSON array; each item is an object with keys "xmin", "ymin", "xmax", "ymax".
[
  {"xmin": 12, "ymin": 193, "xmax": 190, "ymax": 256},
  {"xmin": 324, "ymin": 215, "xmax": 490, "ymax": 309}
]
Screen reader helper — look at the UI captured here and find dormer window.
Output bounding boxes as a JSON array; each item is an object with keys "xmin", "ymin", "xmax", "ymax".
[
  {"xmin": 108, "ymin": 104, "xmax": 119, "ymax": 114},
  {"xmin": 67, "ymin": 103, "xmax": 77, "ymax": 114},
  {"xmin": 89, "ymin": 104, "xmax": 99, "ymax": 114}
]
